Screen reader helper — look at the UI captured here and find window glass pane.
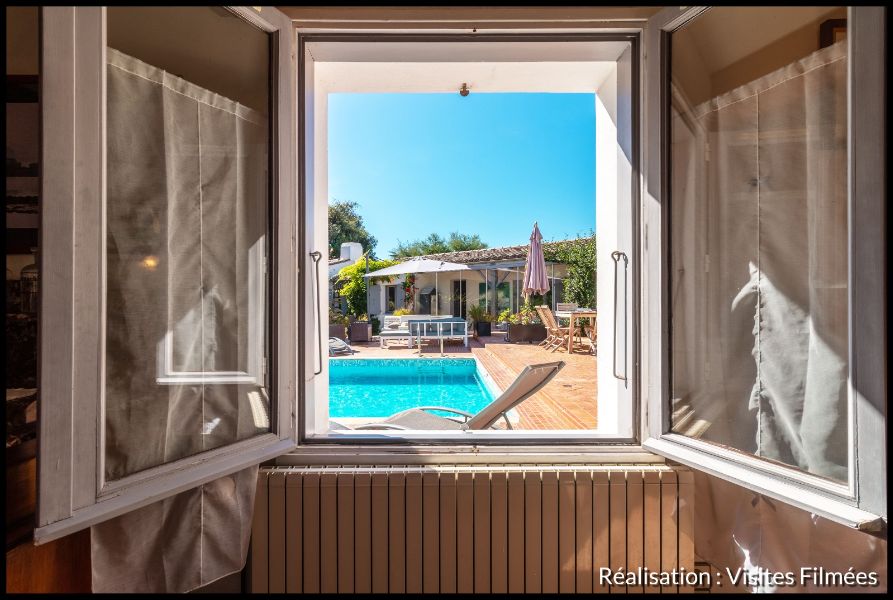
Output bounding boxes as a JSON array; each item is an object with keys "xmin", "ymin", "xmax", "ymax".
[
  {"xmin": 669, "ymin": 7, "xmax": 849, "ymax": 481},
  {"xmin": 104, "ymin": 7, "xmax": 271, "ymax": 480}
]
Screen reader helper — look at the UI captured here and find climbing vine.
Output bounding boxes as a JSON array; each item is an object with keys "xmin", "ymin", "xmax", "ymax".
[
  {"xmin": 543, "ymin": 236, "xmax": 597, "ymax": 308},
  {"xmin": 334, "ymin": 257, "xmax": 399, "ymax": 317}
]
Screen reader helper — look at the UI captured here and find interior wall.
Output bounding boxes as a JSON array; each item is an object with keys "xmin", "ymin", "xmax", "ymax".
[
  {"xmin": 6, "ymin": 7, "xmax": 38, "ymax": 74},
  {"xmin": 708, "ymin": 7, "xmax": 847, "ymax": 96},
  {"xmin": 107, "ymin": 7, "xmax": 270, "ymax": 113},
  {"xmin": 280, "ymin": 6, "xmax": 661, "ymax": 29},
  {"xmin": 672, "ymin": 6, "xmax": 847, "ymax": 105}
]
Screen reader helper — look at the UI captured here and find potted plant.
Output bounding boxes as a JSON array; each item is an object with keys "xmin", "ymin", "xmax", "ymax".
[
  {"xmin": 349, "ymin": 313, "xmax": 373, "ymax": 342},
  {"xmin": 502, "ymin": 303, "xmax": 547, "ymax": 343},
  {"xmin": 329, "ymin": 308, "xmax": 350, "ymax": 340},
  {"xmin": 468, "ymin": 304, "xmax": 494, "ymax": 337}
]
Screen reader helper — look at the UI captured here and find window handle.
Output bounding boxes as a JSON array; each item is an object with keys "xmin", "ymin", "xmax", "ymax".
[
  {"xmin": 611, "ymin": 250, "xmax": 629, "ymax": 382},
  {"xmin": 309, "ymin": 251, "xmax": 323, "ymax": 375}
]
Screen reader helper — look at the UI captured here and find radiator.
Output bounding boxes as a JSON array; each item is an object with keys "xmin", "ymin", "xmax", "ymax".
[{"xmin": 250, "ymin": 465, "xmax": 694, "ymax": 594}]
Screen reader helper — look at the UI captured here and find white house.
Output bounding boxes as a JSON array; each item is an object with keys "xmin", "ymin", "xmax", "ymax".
[{"xmin": 366, "ymin": 237, "xmax": 594, "ymax": 322}]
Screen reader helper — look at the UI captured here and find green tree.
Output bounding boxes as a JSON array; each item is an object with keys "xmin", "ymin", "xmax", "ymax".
[
  {"xmin": 328, "ymin": 200, "xmax": 377, "ymax": 258},
  {"xmin": 334, "ymin": 257, "xmax": 399, "ymax": 317},
  {"xmin": 543, "ymin": 235, "xmax": 597, "ymax": 308},
  {"xmin": 391, "ymin": 232, "xmax": 488, "ymax": 258}
]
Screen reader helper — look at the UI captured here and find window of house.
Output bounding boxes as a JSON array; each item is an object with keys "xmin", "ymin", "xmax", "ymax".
[
  {"xmin": 34, "ymin": 5, "xmax": 885, "ymax": 543},
  {"xmin": 36, "ymin": 5, "xmax": 297, "ymax": 543},
  {"xmin": 643, "ymin": 6, "xmax": 885, "ymax": 529}
]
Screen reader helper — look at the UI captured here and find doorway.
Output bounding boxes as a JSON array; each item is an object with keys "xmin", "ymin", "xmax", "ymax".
[{"xmin": 452, "ymin": 280, "xmax": 467, "ymax": 318}]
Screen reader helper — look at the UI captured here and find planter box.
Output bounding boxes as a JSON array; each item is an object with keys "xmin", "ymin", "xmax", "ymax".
[
  {"xmin": 329, "ymin": 324, "xmax": 347, "ymax": 340},
  {"xmin": 349, "ymin": 321, "xmax": 372, "ymax": 342},
  {"xmin": 474, "ymin": 321, "xmax": 492, "ymax": 337},
  {"xmin": 504, "ymin": 323, "xmax": 547, "ymax": 343}
]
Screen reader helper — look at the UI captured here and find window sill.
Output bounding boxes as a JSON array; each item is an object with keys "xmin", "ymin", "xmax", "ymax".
[
  {"xmin": 643, "ymin": 436, "xmax": 885, "ymax": 532},
  {"xmin": 273, "ymin": 443, "xmax": 664, "ymax": 466}
]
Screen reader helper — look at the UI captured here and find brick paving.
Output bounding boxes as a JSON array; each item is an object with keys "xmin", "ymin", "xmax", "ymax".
[{"xmin": 332, "ymin": 334, "xmax": 597, "ymax": 430}]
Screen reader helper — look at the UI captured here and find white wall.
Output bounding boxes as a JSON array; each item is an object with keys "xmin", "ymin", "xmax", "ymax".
[{"xmin": 594, "ymin": 45, "xmax": 635, "ymax": 437}]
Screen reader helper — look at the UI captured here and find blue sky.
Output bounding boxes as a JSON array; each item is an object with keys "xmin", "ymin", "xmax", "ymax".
[{"xmin": 328, "ymin": 92, "xmax": 595, "ymax": 257}]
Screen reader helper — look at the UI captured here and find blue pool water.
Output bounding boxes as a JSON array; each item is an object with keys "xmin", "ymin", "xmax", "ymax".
[{"xmin": 329, "ymin": 358, "xmax": 497, "ymax": 418}]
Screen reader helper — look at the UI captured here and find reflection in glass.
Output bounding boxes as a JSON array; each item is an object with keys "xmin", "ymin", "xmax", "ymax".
[
  {"xmin": 104, "ymin": 8, "xmax": 271, "ymax": 481},
  {"xmin": 669, "ymin": 7, "xmax": 849, "ymax": 481}
]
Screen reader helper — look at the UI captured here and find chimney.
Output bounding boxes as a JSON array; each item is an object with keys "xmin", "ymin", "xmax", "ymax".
[{"xmin": 340, "ymin": 242, "xmax": 363, "ymax": 262}]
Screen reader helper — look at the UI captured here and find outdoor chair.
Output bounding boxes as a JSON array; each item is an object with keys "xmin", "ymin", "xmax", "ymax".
[
  {"xmin": 352, "ymin": 361, "xmax": 565, "ymax": 431},
  {"xmin": 536, "ymin": 305, "xmax": 576, "ymax": 352},
  {"xmin": 534, "ymin": 305, "xmax": 560, "ymax": 348},
  {"xmin": 328, "ymin": 337, "xmax": 356, "ymax": 356}
]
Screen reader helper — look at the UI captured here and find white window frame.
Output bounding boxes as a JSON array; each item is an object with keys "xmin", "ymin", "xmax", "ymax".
[
  {"xmin": 296, "ymin": 33, "xmax": 642, "ymax": 445},
  {"xmin": 640, "ymin": 6, "xmax": 887, "ymax": 531},
  {"xmin": 36, "ymin": 5, "xmax": 298, "ymax": 544}
]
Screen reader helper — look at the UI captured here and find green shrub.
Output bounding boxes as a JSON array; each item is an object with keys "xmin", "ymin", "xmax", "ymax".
[
  {"xmin": 496, "ymin": 302, "xmax": 541, "ymax": 325},
  {"xmin": 467, "ymin": 304, "xmax": 494, "ymax": 323},
  {"xmin": 329, "ymin": 308, "xmax": 350, "ymax": 325}
]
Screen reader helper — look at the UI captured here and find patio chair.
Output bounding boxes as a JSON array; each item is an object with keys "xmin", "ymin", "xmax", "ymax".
[
  {"xmin": 353, "ymin": 361, "xmax": 565, "ymax": 431},
  {"xmin": 329, "ymin": 337, "xmax": 356, "ymax": 356},
  {"xmin": 534, "ymin": 305, "xmax": 560, "ymax": 348},
  {"xmin": 536, "ymin": 305, "xmax": 574, "ymax": 352}
]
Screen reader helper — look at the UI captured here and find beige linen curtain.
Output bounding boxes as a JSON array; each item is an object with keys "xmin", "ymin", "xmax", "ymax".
[
  {"xmin": 672, "ymin": 40, "xmax": 849, "ymax": 481},
  {"xmin": 93, "ymin": 48, "xmax": 270, "ymax": 592}
]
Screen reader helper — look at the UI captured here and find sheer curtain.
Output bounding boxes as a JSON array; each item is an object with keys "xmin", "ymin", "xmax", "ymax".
[
  {"xmin": 672, "ymin": 40, "xmax": 849, "ymax": 482},
  {"xmin": 92, "ymin": 48, "xmax": 269, "ymax": 592}
]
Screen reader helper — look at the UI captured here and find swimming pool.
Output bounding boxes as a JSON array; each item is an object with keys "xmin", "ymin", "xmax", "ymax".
[{"xmin": 329, "ymin": 358, "xmax": 499, "ymax": 418}]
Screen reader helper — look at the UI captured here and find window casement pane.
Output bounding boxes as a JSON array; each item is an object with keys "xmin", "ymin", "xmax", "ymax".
[
  {"xmin": 668, "ymin": 6, "xmax": 850, "ymax": 482},
  {"xmin": 104, "ymin": 8, "xmax": 272, "ymax": 478},
  {"xmin": 644, "ymin": 5, "xmax": 885, "ymax": 528},
  {"xmin": 37, "ymin": 5, "xmax": 297, "ymax": 543}
]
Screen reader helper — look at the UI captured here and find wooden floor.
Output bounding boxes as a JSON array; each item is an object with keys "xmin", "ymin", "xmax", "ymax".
[{"xmin": 334, "ymin": 335, "xmax": 597, "ymax": 430}]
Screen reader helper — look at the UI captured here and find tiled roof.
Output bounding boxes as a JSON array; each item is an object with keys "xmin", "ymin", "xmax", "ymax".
[{"xmin": 404, "ymin": 236, "xmax": 593, "ymax": 265}]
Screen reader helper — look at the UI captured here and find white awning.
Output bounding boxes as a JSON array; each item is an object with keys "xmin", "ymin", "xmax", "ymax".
[{"xmin": 364, "ymin": 257, "xmax": 471, "ymax": 278}]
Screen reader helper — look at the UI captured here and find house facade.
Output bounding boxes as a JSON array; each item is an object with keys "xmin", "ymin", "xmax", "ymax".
[{"xmin": 366, "ymin": 237, "xmax": 593, "ymax": 321}]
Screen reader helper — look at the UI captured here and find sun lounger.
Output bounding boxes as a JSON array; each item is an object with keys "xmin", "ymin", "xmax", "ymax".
[{"xmin": 329, "ymin": 337, "xmax": 356, "ymax": 356}]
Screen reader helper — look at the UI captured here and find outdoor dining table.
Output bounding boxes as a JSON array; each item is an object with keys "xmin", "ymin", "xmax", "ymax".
[{"xmin": 554, "ymin": 309, "xmax": 597, "ymax": 353}]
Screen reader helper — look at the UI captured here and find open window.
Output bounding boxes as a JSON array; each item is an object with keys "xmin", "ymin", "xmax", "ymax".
[
  {"xmin": 642, "ymin": 6, "xmax": 886, "ymax": 529},
  {"xmin": 36, "ymin": 5, "xmax": 297, "ymax": 543},
  {"xmin": 35, "ymin": 5, "xmax": 885, "ymax": 545},
  {"xmin": 300, "ymin": 35, "xmax": 640, "ymax": 442}
]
